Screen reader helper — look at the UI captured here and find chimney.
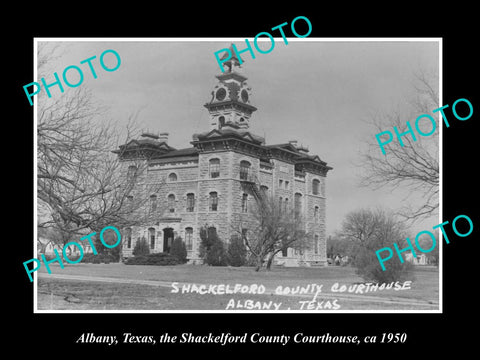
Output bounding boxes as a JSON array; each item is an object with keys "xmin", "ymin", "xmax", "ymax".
[
  {"xmin": 158, "ymin": 132, "xmax": 169, "ymax": 144},
  {"xmin": 140, "ymin": 130, "xmax": 159, "ymax": 140}
]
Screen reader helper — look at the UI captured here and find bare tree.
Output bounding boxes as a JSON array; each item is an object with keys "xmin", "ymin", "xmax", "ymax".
[
  {"xmin": 358, "ymin": 71, "xmax": 439, "ymax": 222},
  {"xmin": 232, "ymin": 192, "xmax": 311, "ymax": 272},
  {"xmin": 36, "ymin": 43, "xmax": 164, "ymax": 258},
  {"xmin": 341, "ymin": 208, "xmax": 414, "ymax": 282}
]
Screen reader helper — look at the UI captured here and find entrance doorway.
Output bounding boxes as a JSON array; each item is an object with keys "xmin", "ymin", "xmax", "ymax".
[{"xmin": 163, "ymin": 227, "xmax": 174, "ymax": 253}]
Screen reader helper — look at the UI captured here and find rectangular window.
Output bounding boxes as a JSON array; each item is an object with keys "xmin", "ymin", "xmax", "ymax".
[
  {"xmin": 186, "ymin": 193, "xmax": 195, "ymax": 212},
  {"xmin": 210, "ymin": 192, "xmax": 218, "ymax": 211},
  {"xmin": 279, "ymin": 179, "xmax": 283, "ymax": 188},
  {"xmin": 185, "ymin": 228, "xmax": 193, "ymax": 251},
  {"xmin": 168, "ymin": 195, "xmax": 175, "ymax": 213},
  {"xmin": 241, "ymin": 193, "xmax": 248, "ymax": 213},
  {"xmin": 314, "ymin": 235, "xmax": 319, "ymax": 254},
  {"xmin": 209, "ymin": 159, "xmax": 220, "ymax": 178},
  {"xmin": 240, "ymin": 161, "xmax": 250, "ymax": 181},
  {"xmin": 285, "ymin": 180, "xmax": 289, "ymax": 189}
]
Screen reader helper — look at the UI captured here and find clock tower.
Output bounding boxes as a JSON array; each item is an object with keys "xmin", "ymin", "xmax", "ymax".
[{"xmin": 204, "ymin": 44, "xmax": 257, "ymax": 131}]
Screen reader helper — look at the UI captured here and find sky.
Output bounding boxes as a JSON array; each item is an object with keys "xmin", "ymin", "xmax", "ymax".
[{"xmin": 35, "ymin": 38, "xmax": 440, "ymax": 236}]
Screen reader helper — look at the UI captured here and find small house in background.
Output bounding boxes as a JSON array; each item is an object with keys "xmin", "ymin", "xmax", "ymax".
[
  {"xmin": 37, "ymin": 236, "xmax": 94, "ymax": 258},
  {"xmin": 405, "ymin": 252, "xmax": 429, "ymax": 266}
]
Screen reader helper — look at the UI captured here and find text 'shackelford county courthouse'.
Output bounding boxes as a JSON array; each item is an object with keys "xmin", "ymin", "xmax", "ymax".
[{"xmin": 115, "ymin": 47, "xmax": 332, "ymax": 266}]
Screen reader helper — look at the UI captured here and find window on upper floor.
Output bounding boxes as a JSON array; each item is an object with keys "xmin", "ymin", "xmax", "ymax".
[
  {"xmin": 150, "ymin": 195, "xmax": 157, "ymax": 212},
  {"xmin": 168, "ymin": 173, "xmax": 177, "ymax": 182},
  {"xmin": 186, "ymin": 193, "xmax": 195, "ymax": 212},
  {"xmin": 241, "ymin": 193, "xmax": 248, "ymax": 213},
  {"xmin": 168, "ymin": 194, "xmax": 175, "ymax": 213},
  {"xmin": 285, "ymin": 180, "xmax": 289, "ymax": 190},
  {"xmin": 218, "ymin": 116, "xmax": 225, "ymax": 129},
  {"xmin": 240, "ymin": 160, "xmax": 251, "ymax": 181},
  {"xmin": 209, "ymin": 192, "xmax": 218, "ymax": 211},
  {"xmin": 312, "ymin": 179, "xmax": 320, "ymax": 195},
  {"xmin": 127, "ymin": 165, "xmax": 137, "ymax": 180},
  {"xmin": 209, "ymin": 158, "xmax": 220, "ymax": 178},
  {"xmin": 126, "ymin": 195, "xmax": 134, "ymax": 208},
  {"xmin": 314, "ymin": 234, "xmax": 319, "ymax": 254},
  {"xmin": 294, "ymin": 193, "xmax": 302, "ymax": 217},
  {"xmin": 314, "ymin": 206, "xmax": 319, "ymax": 223}
]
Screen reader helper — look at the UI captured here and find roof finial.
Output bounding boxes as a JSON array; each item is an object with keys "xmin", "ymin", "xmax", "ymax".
[{"xmin": 220, "ymin": 43, "xmax": 243, "ymax": 73}]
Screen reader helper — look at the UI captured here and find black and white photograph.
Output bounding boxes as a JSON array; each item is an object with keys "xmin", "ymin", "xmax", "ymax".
[
  {"xmin": 32, "ymin": 39, "xmax": 441, "ymax": 312},
  {"xmin": 12, "ymin": 8, "xmax": 478, "ymax": 355}
]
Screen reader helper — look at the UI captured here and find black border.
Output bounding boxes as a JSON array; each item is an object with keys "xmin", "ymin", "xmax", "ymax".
[{"xmin": 11, "ymin": 6, "xmax": 478, "ymax": 355}]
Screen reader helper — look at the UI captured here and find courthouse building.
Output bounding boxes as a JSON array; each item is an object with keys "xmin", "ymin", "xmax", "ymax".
[{"xmin": 116, "ymin": 48, "xmax": 332, "ymax": 266}]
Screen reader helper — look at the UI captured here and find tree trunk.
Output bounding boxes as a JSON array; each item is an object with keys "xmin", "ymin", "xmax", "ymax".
[
  {"xmin": 255, "ymin": 256, "xmax": 263, "ymax": 272},
  {"xmin": 266, "ymin": 252, "xmax": 276, "ymax": 271}
]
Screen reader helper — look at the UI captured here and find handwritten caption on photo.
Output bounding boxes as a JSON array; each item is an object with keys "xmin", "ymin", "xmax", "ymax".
[{"xmin": 170, "ymin": 280, "xmax": 412, "ymax": 310}]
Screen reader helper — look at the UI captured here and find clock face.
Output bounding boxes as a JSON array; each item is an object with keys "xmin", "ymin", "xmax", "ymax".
[
  {"xmin": 215, "ymin": 88, "xmax": 226, "ymax": 101},
  {"xmin": 241, "ymin": 89, "xmax": 249, "ymax": 102}
]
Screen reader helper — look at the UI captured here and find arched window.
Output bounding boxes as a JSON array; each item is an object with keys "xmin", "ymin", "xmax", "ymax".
[
  {"xmin": 127, "ymin": 165, "xmax": 137, "ymax": 180},
  {"xmin": 126, "ymin": 195, "xmax": 134, "ymax": 208},
  {"xmin": 241, "ymin": 193, "xmax": 248, "ymax": 213},
  {"xmin": 239, "ymin": 160, "xmax": 251, "ymax": 180},
  {"xmin": 312, "ymin": 179, "xmax": 320, "ymax": 195},
  {"xmin": 185, "ymin": 227, "xmax": 193, "ymax": 251},
  {"xmin": 284, "ymin": 198, "xmax": 289, "ymax": 213},
  {"xmin": 125, "ymin": 228, "xmax": 132, "ymax": 248},
  {"xmin": 168, "ymin": 173, "xmax": 177, "ymax": 182},
  {"xmin": 209, "ymin": 192, "xmax": 218, "ymax": 211},
  {"xmin": 218, "ymin": 116, "xmax": 225, "ymax": 129},
  {"xmin": 207, "ymin": 226, "xmax": 217, "ymax": 239},
  {"xmin": 260, "ymin": 185, "xmax": 268, "ymax": 194},
  {"xmin": 150, "ymin": 195, "xmax": 157, "ymax": 212},
  {"xmin": 148, "ymin": 228, "xmax": 156, "ymax": 249},
  {"xmin": 168, "ymin": 194, "xmax": 175, "ymax": 213},
  {"xmin": 186, "ymin": 193, "xmax": 195, "ymax": 212},
  {"xmin": 209, "ymin": 158, "xmax": 220, "ymax": 178},
  {"xmin": 314, "ymin": 206, "xmax": 319, "ymax": 223}
]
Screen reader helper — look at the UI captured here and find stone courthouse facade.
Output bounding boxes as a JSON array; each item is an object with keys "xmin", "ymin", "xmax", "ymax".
[{"xmin": 116, "ymin": 49, "xmax": 332, "ymax": 266}]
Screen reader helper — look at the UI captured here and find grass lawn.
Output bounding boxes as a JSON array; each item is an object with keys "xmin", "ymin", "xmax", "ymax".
[{"xmin": 36, "ymin": 263, "xmax": 439, "ymax": 311}]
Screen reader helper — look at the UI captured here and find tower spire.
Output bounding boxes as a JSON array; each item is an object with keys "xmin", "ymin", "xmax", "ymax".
[{"xmin": 220, "ymin": 43, "xmax": 244, "ymax": 73}]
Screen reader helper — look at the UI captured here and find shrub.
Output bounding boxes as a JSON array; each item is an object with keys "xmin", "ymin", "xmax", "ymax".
[
  {"xmin": 132, "ymin": 237, "xmax": 150, "ymax": 257},
  {"xmin": 170, "ymin": 236, "xmax": 188, "ymax": 264},
  {"xmin": 124, "ymin": 252, "xmax": 181, "ymax": 266},
  {"xmin": 81, "ymin": 252, "xmax": 116, "ymax": 264},
  {"xmin": 227, "ymin": 235, "xmax": 247, "ymax": 267},
  {"xmin": 205, "ymin": 238, "xmax": 227, "ymax": 266},
  {"xmin": 352, "ymin": 245, "xmax": 415, "ymax": 283}
]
